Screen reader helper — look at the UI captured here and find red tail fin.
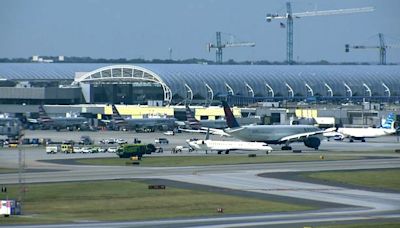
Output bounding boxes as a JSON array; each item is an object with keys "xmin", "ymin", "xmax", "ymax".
[{"xmin": 221, "ymin": 101, "xmax": 240, "ymax": 128}]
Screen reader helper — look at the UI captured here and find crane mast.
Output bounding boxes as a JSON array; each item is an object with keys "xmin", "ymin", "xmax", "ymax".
[
  {"xmin": 266, "ymin": 2, "xmax": 374, "ymax": 65},
  {"xmin": 345, "ymin": 33, "xmax": 400, "ymax": 65},
  {"xmin": 379, "ymin": 33, "xmax": 386, "ymax": 65},
  {"xmin": 286, "ymin": 2, "xmax": 293, "ymax": 65},
  {"xmin": 208, "ymin": 31, "xmax": 255, "ymax": 64}
]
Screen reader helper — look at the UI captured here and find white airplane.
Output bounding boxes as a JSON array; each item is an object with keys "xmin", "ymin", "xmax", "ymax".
[
  {"xmin": 323, "ymin": 130, "xmax": 345, "ymax": 141},
  {"xmin": 221, "ymin": 101, "xmax": 334, "ymax": 150},
  {"xmin": 186, "ymin": 138, "xmax": 272, "ymax": 154},
  {"xmin": 186, "ymin": 129, "xmax": 272, "ymax": 154},
  {"xmin": 325, "ymin": 113, "xmax": 398, "ymax": 142}
]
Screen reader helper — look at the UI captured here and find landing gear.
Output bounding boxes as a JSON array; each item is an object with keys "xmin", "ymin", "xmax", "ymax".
[
  {"xmin": 349, "ymin": 139, "xmax": 354, "ymax": 143},
  {"xmin": 281, "ymin": 145, "xmax": 292, "ymax": 150},
  {"xmin": 217, "ymin": 151, "xmax": 222, "ymax": 154},
  {"xmin": 225, "ymin": 150, "xmax": 230, "ymax": 154},
  {"xmin": 361, "ymin": 139, "xmax": 366, "ymax": 142}
]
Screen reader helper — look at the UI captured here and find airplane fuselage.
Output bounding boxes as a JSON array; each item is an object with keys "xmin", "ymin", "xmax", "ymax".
[
  {"xmin": 122, "ymin": 118, "xmax": 176, "ymax": 130},
  {"xmin": 42, "ymin": 117, "xmax": 88, "ymax": 129},
  {"xmin": 187, "ymin": 139, "xmax": 272, "ymax": 153},
  {"xmin": 338, "ymin": 127, "xmax": 396, "ymax": 139},
  {"xmin": 225, "ymin": 125, "xmax": 321, "ymax": 144}
]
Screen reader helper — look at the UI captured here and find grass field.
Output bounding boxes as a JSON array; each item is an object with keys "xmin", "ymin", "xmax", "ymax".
[
  {"xmin": 316, "ymin": 222, "xmax": 400, "ymax": 228},
  {"xmin": 303, "ymin": 169, "xmax": 400, "ymax": 191},
  {"xmin": 74, "ymin": 154, "xmax": 364, "ymax": 167},
  {"xmin": 0, "ymin": 180, "xmax": 313, "ymax": 224},
  {"xmin": 0, "ymin": 168, "xmax": 18, "ymax": 174}
]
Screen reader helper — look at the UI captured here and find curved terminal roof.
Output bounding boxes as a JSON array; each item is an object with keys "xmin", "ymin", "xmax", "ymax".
[
  {"xmin": 1, "ymin": 63, "xmax": 399, "ymax": 101},
  {"xmin": 0, "ymin": 63, "xmax": 108, "ymax": 80}
]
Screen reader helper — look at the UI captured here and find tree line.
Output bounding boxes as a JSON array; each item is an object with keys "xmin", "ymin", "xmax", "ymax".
[{"xmin": 0, "ymin": 56, "xmax": 392, "ymax": 65}]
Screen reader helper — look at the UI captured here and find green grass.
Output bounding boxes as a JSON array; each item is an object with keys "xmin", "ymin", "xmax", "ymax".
[
  {"xmin": 331, "ymin": 150, "xmax": 400, "ymax": 154},
  {"xmin": 303, "ymin": 169, "xmax": 400, "ymax": 191},
  {"xmin": 75, "ymin": 154, "xmax": 364, "ymax": 167},
  {"xmin": 316, "ymin": 222, "xmax": 400, "ymax": 228},
  {"xmin": 0, "ymin": 180, "xmax": 313, "ymax": 224},
  {"xmin": 0, "ymin": 168, "xmax": 18, "ymax": 173}
]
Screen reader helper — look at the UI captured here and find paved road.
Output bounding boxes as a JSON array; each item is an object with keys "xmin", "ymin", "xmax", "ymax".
[
  {"xmin": 1, "ymin": 130, "xmax": 400, "ymax": 227},
  {"xmin": 1, "ymin": 158, "xmax": 400, "ymax": 227}
]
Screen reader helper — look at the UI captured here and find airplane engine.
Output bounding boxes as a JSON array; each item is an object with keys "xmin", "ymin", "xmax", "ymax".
[{"xmin": 303, "ymin": 137, "xmax": 321, "ymax": 149}]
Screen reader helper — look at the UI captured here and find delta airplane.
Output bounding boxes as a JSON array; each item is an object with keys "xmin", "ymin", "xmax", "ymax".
[
  {"xmin": 186, "ymin": 129, "xmax": 272, "ymax": 154},
  {"xmin": 326, "ymin": 113, "xmax": 398, "ymax": 142},
  {"xmin": 179, "ymin": 104, "xmax": 230, "ymax": 137},
  {"xmin": 38, "ymin": 105, "xmax": 88, "ymax": 131},
  {"xmin": 221, "ymin": 101, "xmax": 334, "ymax": 150}
]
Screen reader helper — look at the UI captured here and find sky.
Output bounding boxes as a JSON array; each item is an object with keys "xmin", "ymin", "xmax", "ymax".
[{"xmin": 1, "ymin": 0, "xmax": 399, "ymax": 63}]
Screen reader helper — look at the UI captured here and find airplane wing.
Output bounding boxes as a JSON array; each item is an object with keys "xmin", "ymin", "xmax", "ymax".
[
  {"xmin": 100, "ymin": 119, "xmax": 112, "ymax": 124},
  {"xmin": 201, "ymin": 127, "xmax": 230, "ymax": 137},
  {"xmin": 179, "ymin": 128, "xmax": 207, "ymax": 134},
  {"xmin": 279, "ymin": 128, "xmax": 335, "ymax": 142},
  {"xmin": 27, "ymin": 118, "xmax": 39, "ymax": 124},
  {"xmin": 180, "ymin": 127, "xmax": 230, "ymax": 137}
]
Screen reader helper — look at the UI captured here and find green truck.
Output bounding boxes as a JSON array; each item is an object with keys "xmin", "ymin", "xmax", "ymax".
[{"xmin": 116, "ymin": 144, "xmax": 156, "ymax": 158}]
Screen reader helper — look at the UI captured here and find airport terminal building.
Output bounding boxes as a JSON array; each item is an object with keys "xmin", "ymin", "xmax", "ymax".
[{"xmin": 0, "ymin": 63, "xmax": 399, "ymax": 105}]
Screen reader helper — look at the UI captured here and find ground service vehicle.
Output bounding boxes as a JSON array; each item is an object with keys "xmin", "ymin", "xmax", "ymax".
[
  {"xmin": 155, "ymin": 138, "xmax": 169, "ymax": 144},
  {"xmin": 79, "ymin": 136, "xmax": 93, "ymax": 145},
  {"xmin": 61, "ymin": 144, "xmax": 74, "ymax": 153},
  {"xmin": 116, "ymin": 144, "xmax": 156, "ymax": 158},
  {"xmin": 107, "ymin": 147, "xmax": 118, "ymax": 153},
  {"xmin": 46, "ymin": 145, "xmax": 60, "ymax": 154}
]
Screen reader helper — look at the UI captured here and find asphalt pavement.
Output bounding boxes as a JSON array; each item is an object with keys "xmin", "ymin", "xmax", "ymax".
[{"xmin": 1, "ymin": 130, "xmax": 400, "ymax": 227}]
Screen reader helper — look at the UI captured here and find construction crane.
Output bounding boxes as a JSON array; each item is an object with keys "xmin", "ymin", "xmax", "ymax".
[
  {"xmin": 345, "ymin": 33, "xmax": 400, "ymax": 65},
  {"xmin": 266, "ymin": 2, "xmax": 374, "ymax": 65},
  {"xmin": 208, "ymin": 31, "xmax": 255, "ymax": 64}
]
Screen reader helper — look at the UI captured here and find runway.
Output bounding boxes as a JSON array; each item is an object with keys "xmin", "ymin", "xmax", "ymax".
[{"xmin": 1, "ymin": 130, "xmax": 400, "ymax": 227}]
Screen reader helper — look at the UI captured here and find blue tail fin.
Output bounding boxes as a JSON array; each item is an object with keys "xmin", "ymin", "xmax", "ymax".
[
  {"xmin": 221, "ymin": 101, "xmax": 240, "ymax": 128},
  {"xmin": 111, "ymin": 104, "xmax": 127, "ymax": 126},
  {"xmin": 38, "ymin": 105, "xmax": 53, "ymax": 124},
  {"xmin": 381, "ymin": 113, "xmax": 395, "ymax": 129}
]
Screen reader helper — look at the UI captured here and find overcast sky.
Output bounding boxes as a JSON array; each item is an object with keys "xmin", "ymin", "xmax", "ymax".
[{"xmin": 1, "ymin": 0, "xmax": 399, "ymax": 63}]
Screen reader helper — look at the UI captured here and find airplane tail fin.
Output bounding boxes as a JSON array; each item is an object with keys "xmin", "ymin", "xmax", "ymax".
[
  {"xmin": 221, "ymin": 101, "xmax": 240, "ymax": 128},
  {"xmin": 381, "ymin": 113, "xmax": 396, "ymax": 129},
  {"xmin": 185, "ymin": 104, "xmax": 200, "ymax": 129},
  {"xmin": 111, "ymin": 104, "xmax": 127, "ymax": 125},
  {"xmin": 38, "ymin": 105, "xmax": 53, "ymax": 124}
]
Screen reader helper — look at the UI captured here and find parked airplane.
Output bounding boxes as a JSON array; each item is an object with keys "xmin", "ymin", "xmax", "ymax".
[
  {"xmin": 38, "ymin": 105, "xmax": 88, "ymax": 131},
  {"xmin": 178, "ymin": 105, "xmax": 230, "ymax": 136},
  {"xmin": 109, "ymin": 104, "xmax": 176, "ymax": 131},
  {"xmin": 186, "ymin": 129, "xmax": 272, "ymax": 154},
  {"xmin": 327, "ymin": 113, "xmax": 398, "ymax": 142},
  {"xmin": 221, "ymin": 101, "xmax": 332, "ymax": 150}
]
